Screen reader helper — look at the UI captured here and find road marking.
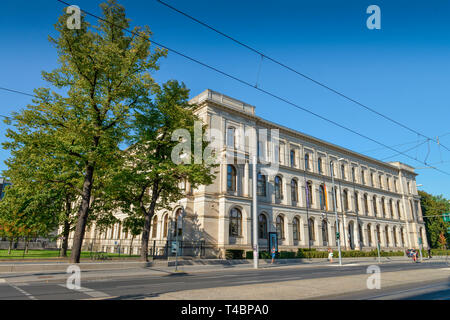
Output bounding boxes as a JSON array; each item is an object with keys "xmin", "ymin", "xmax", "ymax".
[
  {"xmin": 59, "ymin": 284, "xmax": 110, "ymax": 298},
  {"xmin": 0, "ymin": 279, "xmax": 5, "ymax": 283},
  {"xmin": 9, "ymin": 284, "xmax": 37, "ymax": 300}
]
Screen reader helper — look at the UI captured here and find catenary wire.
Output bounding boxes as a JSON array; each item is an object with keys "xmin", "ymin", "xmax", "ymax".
[
  {"xmin": 0, "ymin": 1, "xmax": 435, "ymax": 178},
  {"xmin": 156, "ymin": 0, "xmax": 450, "ymax": 155}
]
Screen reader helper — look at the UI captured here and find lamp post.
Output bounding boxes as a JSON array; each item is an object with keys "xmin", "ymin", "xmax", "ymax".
[
  {"xmin": 330, "ymin": 160, "xmax": 342, "ymax": 266},
  {"xmin": 252, "ymin": 155, "xmax": 259, "ymax": 269}
]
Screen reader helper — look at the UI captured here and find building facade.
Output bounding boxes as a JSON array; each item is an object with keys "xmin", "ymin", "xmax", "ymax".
[{"xmin": 77, "ymin": 89, "xmax": 428, "ymax": 258}]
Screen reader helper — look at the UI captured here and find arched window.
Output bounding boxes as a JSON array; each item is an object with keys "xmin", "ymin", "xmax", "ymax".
[
  {"xmin": 151, "ymin": 216, "xmax": 158, "ymax": 238},
  {"xmin": 333, "ymin": 187, "xmax": 338, "ymax": 211},
  {"xmin": 305, "ymin": 153, "xmax": 310, "ymax": 170},
  {"xmin": 293, "ymin": 217, "xmax": 300, "ymax": 241},
  {"xmin": 354, "ymin": 192, "xmax": 359, "ymax": 213},
  {"xmin": 308, "ymin": 218, "xmax": 315, "ymax": 241},
  {"xmin": 229, "ymin": 208, "xmax": 242, "ymax": 237},
  {"xmin": 227, "ymin": 126, "xmax": 236, "ymax": 148},
  {"xmin": 351, "ymin": 167, "xmax": 355, "ymax": 182},
  {"xmin": 410, "ymin": 200, "xmax": 415, "ymax": 221},
  {"xmin": 174, "ymin": 208, "xmax": 183, "ymax": 237},
  {"xmin": 367, "ymin": 224, "xmax": 372, "ymax": 246},
  {"xmin": 291, "ymin": 179, "xmax": 298, "ymax": 203},
  {"xmin": 393, "ymin": 227, "xmax": 398, "ymax": 247},
  {"xmin": 318, "ymin": 157, "xmax": 323, "ymax": 173},
  {"xmin": 401, "ymin": 228, "xmax": 405, "ymax": 246},
  {"xmin": 343, "ymin": 189, "xmax": 349, "ymax": 211},
  {"xmin": 290, "ymin": 150, "xmax": 296, "ymax": 167},
  {"xmin": 379, "ymin": 175, "xmax": 383, "ymax": 189},
  {"xmin": 322, "ymin": 219, "xmax": 328, "ymax": 245},
  {"xmin": 227, "ymin": 165, "xmax": 237, "ymax": 192},
  {"xmin": 306, "ymin": 181, "xmax": 313, "ymax": 208},
  {"xmin": 276, "ymin": 215, "xmax": 285, "ymax": 239},
  {"xmin": 258, "ymin": 214, "xmax": 268, "ymax": 239},
  {"xmin": 163, "ymin": 214, "xmax": 169, "ymax": 238},
  {"xmin": 364, "ymin": 194, "xmax": 369, "ymax": 215},
  {"xmin": 257, "ymin": 173, "xmax": 266, "ymax": 196},
  {"xmin": 319, "ymin": 185, "xmax": 326, "ymax": 210},
  {"xmin": 361, "ymin": 169, "xmax": 366, "ymax": 184},
  {"xmin": 358, "ymin": 224, "xmax": 363, "ymax": 247},
  {"xmin": 385, "ymin": 226, "xmax": 390, "ymax": 246},
  {"xmin": 376, "ymin": 225, "xmax": 381, "ymax": 244},
  {"xmin": 389, "ymin": 200, "xmax": 394, "ymax": 218},
  {"xmin": 397, "ymin": 200, "xmax": 402, "ymax": 219},
  {"xmin": 373, "ymin": 196, "xmax": 378, "ymax": 216},
  {"xmin": 341, "ymin": 165, "xmax": 346, "ymax": 180},
  {"xmin": 382, "ymin": 197, "xmax": 386, "ymax": 217},
  {"xmin": 275, "ymin": 176, "xmax": 283, "ymax": 200}
]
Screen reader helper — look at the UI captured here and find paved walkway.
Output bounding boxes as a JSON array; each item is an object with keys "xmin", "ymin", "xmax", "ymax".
[{"xmin": 145, "ymin": 266, "xmax": 450, "ymax": 300}]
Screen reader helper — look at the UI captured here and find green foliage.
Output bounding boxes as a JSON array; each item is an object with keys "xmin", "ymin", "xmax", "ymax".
[
  {"xmin": 2, "ymin": 0, "xmax": 169, "ymax": 263},
  {"xmin": 245, "ymin": 251, "xmax": 274, "ymax": 259},
  {"xmin": 419, "ymin": 191, "xmax": 450, "ymax": 249},
  {"xmin": 108, "ymin": 80, "xmax": 216, "ymax": 261},
  {"xmin": 279, "ymin": 251, "xmax": 296, "ymax": 259},
  {"xmin": 225, "ymin": 249, "xmax": 244, "ymax": 260}
]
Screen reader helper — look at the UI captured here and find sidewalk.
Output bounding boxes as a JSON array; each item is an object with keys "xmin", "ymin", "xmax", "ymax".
[{"xmin": 145, "ymin": 266, "xmax": 450, "ymax": 300}]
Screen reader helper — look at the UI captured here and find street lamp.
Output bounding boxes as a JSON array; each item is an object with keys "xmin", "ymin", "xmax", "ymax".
[{"xmin": 330, "ymin": 158, "xmax": 343, "ymax": 266}]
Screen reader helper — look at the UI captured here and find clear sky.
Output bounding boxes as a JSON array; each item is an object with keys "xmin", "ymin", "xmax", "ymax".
[{"xmin": 1, "ymin": 0, "xmax": 449, "ymax": 198}]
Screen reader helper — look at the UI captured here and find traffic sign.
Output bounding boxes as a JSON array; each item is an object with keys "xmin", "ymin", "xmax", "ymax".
[{"xmin": 336, "ymin": 232, "xmax": 340, "ymax": 240}]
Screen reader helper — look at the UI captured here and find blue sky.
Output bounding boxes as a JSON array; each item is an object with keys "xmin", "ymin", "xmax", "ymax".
[{"xmin": 1, "ymin": 0, "xmax": 449, "ymax": 198}]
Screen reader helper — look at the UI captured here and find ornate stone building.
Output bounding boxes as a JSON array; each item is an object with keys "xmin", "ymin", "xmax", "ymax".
[{"xmin": 79, "ymin": 89, "xmax": 428, "ymax": 258}]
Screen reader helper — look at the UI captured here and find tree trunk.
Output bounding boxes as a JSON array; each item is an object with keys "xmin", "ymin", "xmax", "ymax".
[
  {"xmin": 141, "ymin": 209, "xmax": 152, "ymax": 262},
  {"xmin": 129, "ymin": 236, "xmax": 134, "ymax": 256},
  {"xmin": 140, "ymin": 182, "xmax": 160, "ymax": 262},
  {"xmin": 8, "ymin": 240, "xmax": 12, "ymax": 255},
  {"xmin": 60, "ymin": 195, "xmax": 72, "ymax": 258},
  {"xmin": 70, "ymin": 164, "xmax": 95, "ymax": 263}
]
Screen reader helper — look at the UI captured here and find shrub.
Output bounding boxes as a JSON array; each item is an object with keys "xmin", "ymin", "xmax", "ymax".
[
  {"xmin": 225, "ymin": 249, "xmax": 244, "ymax": 260},
  {"xmin": 245, "ymin": 251, "xmax": 275, "ymax": 259},
  {"xmin": 430, "ymin": 249, "xmax": 450, "ymax": 256},
  {"xmin": 279, "ymin": 251, "xmax": 296, "ymax": 259}
]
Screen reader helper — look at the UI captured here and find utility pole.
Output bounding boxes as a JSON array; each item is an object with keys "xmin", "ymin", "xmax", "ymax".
[
  {"xmin": 330, "ymin": 161, "xmax": 342, "ymax": 266},
  {"xmin": 253, "ymin": 155, "xmax": 259, "ymax": 269}
]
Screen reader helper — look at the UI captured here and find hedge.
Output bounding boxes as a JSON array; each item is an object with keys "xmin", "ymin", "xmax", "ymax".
[
  {"xmin": 225, "ymin": 249, "xmax": 244, "ymax": 260},
  {"xmin": 245, "ymin": 251, "xmax": 271, "ymax": 259},
  {"xmin": 245, "ymin": 249, "xmax": 406, "ymax": 259},
  {"xmin": 429, "ymin": 249, "xmax": 450, "ymax": 256}
]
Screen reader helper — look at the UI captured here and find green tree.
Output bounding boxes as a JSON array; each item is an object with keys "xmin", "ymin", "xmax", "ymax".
[
  {"xmin": 419, "ymin": 190, "xmax": 450, "ymax": 248},
  {"xmin": 3, "ymin": 0, "xmax": 166, "ymax": 263},
  {"xmin": 0, "ymin": 183, "xmax": 61, "ymax": 253},
  {"xmin": 111, "ymin": 81, "xmax": 216, "ymax": 262},
  {"xmin": 122, "ymin": 215, "xmax": 145, "ymax": 255}
]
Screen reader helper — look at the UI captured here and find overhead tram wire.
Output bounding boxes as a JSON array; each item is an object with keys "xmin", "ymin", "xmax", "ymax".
[
  {"xmin": 156, "ymin": 0, "xmax": 450, "ymax": 155},
  {"xmin": 41, "ymin": 1, "xmax": 450, "ymax": 177}
]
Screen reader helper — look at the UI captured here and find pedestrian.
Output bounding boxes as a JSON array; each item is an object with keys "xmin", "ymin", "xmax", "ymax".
[
  {"xmin": 271, "ymin": 246, "xmax": 276, "ymax": 264},
  {"xmin": 412, "ymin": 249, "xmax": 417, "ymax": 262},
  {"xmin": 328, "ymin": 248, "xmax": 333, "ymax": 263},
  {"xmin": 428, "ymin": 248, "xmax": 432, "ymax": 259}
]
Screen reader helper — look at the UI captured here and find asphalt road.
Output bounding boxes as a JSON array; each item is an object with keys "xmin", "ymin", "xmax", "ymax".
[{"xmin": 0, "ymin": 261, "xmax": 448, "ymax": 300}]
